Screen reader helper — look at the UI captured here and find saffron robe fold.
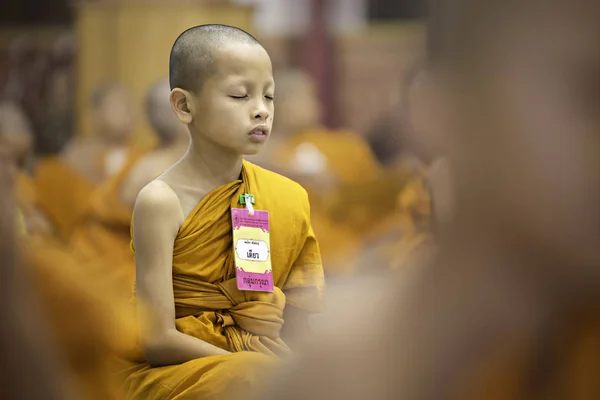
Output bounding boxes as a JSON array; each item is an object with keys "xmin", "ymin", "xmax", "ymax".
[
  {"xmin": 34, "ymin": 156, "xmax": 96, "ymax": 240},
  {"xmin": 357, "ymin": 172, "xmax": 435, "ymax": 271},
  {"xmin": 21, "ymin": 238, "xmax": 137, "ymax": 400},
  {"xmin": 123, "ymin": 160, "xmax": 325, "ymax": 400}
]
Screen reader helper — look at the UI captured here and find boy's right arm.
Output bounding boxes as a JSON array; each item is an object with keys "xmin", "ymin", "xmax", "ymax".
[{"xmin": 133, "ymin": 181, "xmax": 230, "ymax": 367}]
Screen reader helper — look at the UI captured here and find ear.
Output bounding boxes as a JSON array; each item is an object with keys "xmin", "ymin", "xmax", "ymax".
[{"xmin": 170, "ymin": 88, "xmax": 193, "ymax": 125}]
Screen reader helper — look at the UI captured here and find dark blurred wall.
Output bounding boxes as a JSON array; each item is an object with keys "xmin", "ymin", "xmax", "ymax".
[
  {"xmin": 368, "ymin": 0, "xmax": 427, "ymax": 20},
  {"xmin": 0, "ymin": 0, "xmax": 72, "ymax": 25}
]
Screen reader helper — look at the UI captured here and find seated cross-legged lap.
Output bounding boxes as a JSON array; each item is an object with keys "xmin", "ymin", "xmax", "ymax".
[{"xmin": 122, "ymin": 24, "xmax": 325, "ymax": 400}]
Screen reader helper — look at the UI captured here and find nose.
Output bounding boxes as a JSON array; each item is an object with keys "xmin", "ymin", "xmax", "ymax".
[{"xmin": 252, "ymin": 102, "xmax": 270, "ymax": 121}]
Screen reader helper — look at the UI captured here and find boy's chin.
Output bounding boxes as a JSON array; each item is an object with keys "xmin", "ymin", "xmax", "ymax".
[{"xmin": 242, "ymin": 145, "xmax": 264, "ymax": 156}]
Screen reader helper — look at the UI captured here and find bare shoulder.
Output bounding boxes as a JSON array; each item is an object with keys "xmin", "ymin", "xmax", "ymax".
[
  {"xmin": 120, "ymin": 155, "xmax": 161, "ymax": 207},
  {"xmin": 134, "ymin": 180, "xmax": 184, "ymax": 229}
]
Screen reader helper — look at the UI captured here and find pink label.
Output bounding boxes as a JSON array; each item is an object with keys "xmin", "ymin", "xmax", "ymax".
[
  {"xmin": 231, "ymin": 208, "xmax": 274, "ymax": 292},
  {"xmin": 232, "ymin": 209, "xmax": 270, "ymax": 231}
]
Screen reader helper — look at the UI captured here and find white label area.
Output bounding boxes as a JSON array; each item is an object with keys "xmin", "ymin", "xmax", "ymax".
[{"xmin": 235, "ymin": 239, "xmax": 270, "ymax": 262}]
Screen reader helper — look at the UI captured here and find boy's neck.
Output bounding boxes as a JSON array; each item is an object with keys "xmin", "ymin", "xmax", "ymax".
[{"xmin": 184, "ymin": 138, "xmax": 244, "ymax": 187}]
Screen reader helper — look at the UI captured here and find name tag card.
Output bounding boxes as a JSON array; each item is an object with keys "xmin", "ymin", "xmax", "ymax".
[{"xmin": 231, "ymin": 207, "xmax": 274, "ymax": 292}]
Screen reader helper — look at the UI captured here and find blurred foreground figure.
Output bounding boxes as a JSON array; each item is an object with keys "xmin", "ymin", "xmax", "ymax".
[
  {"xmin": 359, "ymin": 68, "xmax": 447, "ymax": 270},
  {"xmin": 3, "ymin": 103, "xmax": 138, "ymax": 399},
  {"xmin": 264, "ymin": 0, "xmax": 600, "ymax": 398},
  {"xmin": 0, "ymin": 147, "xmax": 74, "ymax": 400}
]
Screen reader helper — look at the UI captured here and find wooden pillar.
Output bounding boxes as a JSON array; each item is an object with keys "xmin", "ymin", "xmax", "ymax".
[
  {"xmin": 302, "ymin": 0, "xmax": 336, "ymax": 128},
  {"xmin": 75, "ymin": 1, "xmax": 254, "ymax": 145}
]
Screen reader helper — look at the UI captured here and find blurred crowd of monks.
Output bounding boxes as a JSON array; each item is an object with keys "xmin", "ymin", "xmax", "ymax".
[{"xmin": 2, "ymin": 0, "xmax": 599, "ymax": 395}]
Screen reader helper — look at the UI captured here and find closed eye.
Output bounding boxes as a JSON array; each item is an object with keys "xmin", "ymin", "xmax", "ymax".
[
  {"xmin": 265, "ymin": 95, "xmax": 274, "ymax": 101},
  {"xmin": 229, "ymin": 95, "xmax": 248, "ymax": 99}
]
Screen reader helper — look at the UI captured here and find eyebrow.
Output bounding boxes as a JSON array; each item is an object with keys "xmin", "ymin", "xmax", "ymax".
[{"xmin": 224, "ymin": 76, "xmax": 274, "ymax": 87}]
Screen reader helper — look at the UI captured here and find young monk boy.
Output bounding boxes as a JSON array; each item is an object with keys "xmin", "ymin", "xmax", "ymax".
[
  {"xmin": 35, "ymin": 83, "xmax": 137, "ymax": 240},
  {"xmin": 122, "ymin": 24, "xmax": 325, "ymax": 400}
]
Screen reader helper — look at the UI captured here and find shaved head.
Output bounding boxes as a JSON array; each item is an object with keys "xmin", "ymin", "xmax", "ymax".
[{"xmin": 169, "ymin": 24, "xmax": 261, "ymax": 93}]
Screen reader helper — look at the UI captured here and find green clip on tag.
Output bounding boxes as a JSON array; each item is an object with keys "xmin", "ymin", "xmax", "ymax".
[{"xmin": 239, "ymin": 194, "xmax": 255, "ymax": 205}]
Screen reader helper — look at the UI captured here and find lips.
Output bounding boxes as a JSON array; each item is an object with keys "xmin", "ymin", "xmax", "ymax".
[{"xmin": 249, "ymin": 126, "xmax": 269, "ymax": 137}]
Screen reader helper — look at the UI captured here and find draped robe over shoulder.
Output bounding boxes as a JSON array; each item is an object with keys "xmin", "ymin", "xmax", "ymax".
[{"xmin": 123, "ymin": 160, "xmax": 325, "ymax": 400}]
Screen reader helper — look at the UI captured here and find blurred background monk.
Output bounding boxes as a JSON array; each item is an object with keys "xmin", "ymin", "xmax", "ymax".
[
  {"xmin": 254, "ymin": 67, "xmax": 381, "ymax": 186},
  {"xmin": 34, "ymin": 83, "xmax": 136, "ymax": 241},
  {"xmin": 62, "ymin": 83, "xmax": 136, "ymax": 184},
  {"xmin": 120, "ymin": 78, "xmax": 190, "ymax": 208},
  {"xmin": 0, "ymin": 100, "xmax": 54, "ymax": 237},
  {"xmin": 66, "ymin": 81, "xmax": 187, "ymax": 298},
  {"xmin": 1, "ymin": 140, "xmax": 135, "ymax": 400},
  {"xmin": 263, "ymin": 0, "xmax": 600, "ymax": 399},
  {"xmin": 357, "ymin": 65, "xmax": 448, "ymax": 271},
  {"xmin": 0, "ymin": 94, "xmax": 141, "ymax": 400}
]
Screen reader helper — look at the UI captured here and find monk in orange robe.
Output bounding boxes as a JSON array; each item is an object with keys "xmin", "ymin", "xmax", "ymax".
[
  {"xmin": 2, "ymin": 144, "xmax": 135, "ymax": 400},
  {"xmin": 67, "ymin": 145, "xmax": 149, "ymax": 298},
  {"xmin": 35, "ymin": 83, "xmax": 136, "ymax": 240},
  {"xmin": 21, "ymin": 236, "xmax": 137, "ymax": 400},
  {"xmin": 0, "ymin": 146, "xmax": 75, "ymax": 400},
  {"xmin": 357, "ymin": 66, "xmax": 448, "ymax": 270},
  {"xmin": 262, "ymin": 1, "xmax": 600, "ymax": 398},
  {"xmin": 121, "ymin": 25, "xmax": 325, "ymax": 400},
  {"xmin": 253, "ymin": 68, "xmax": 381, "ymax": 184},
  {"xmin": 12, "ymin": 189, "xmax": 136, "ymax": 400}
]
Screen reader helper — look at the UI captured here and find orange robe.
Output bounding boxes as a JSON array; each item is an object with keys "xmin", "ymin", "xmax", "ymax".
[
  {"xmin": 122, "ymin": 160, "xmax": 325, "ymax": 400},
  {"xmin": 34, "ymin": 156, "xmax": 96, "ymax": 241},
  {"xmin": 68, "ymin": 147, "xmax": 149, "ymax": 297},
  {"xmin": 312, "ymin": 168, "xmax": 416, "ymax": 276},
  {"xmin": 20, "ymin": 236, "xmax": 137, "ymax": 400},
  {"xmin": 14, "ymin": 164, "xmax": 138, "ymax": 399},
  {"xmin": 16, "ymin": 207, "xmax": 27, "ymax": 236},
  {"xmin": 391, "ymin": 175, "xmax": 435, "ymax": 267},
  {"xmin": 15, "ymin": 170, "xmax": 37, "ymax": 215},
  {"xmin": 357, "ymin": 172, "xmax": 434, "ymax": 270}
]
